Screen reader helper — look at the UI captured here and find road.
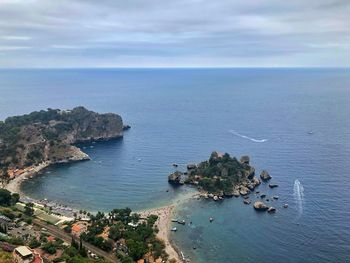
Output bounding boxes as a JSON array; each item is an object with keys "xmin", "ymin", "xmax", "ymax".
[{"xmin": 32, "ymin": 219, "xmax": 119, "ymax": 263}]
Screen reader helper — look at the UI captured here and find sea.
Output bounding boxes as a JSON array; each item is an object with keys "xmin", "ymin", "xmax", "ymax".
[{"xmin": 1, "ymin": 68, "xmax": 350, "ymax": 263}]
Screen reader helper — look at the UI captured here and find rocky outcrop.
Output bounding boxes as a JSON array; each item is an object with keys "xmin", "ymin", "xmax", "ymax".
[
  {"xmin": 253, "ymin": 201, "xmax": 268, "ymax": 211},
  {"xmin": 123, "ymin": 125, "xmax": 131, "ymax": 130},
  {"xmin": 168, "ymin": 171, "xmax": 184, "ymax": 185},
  {"xmin": 233, "ymin": 187, "xmax": 240, "ymax": 197},
  {"xmin": 187, "ymin": 164, "xmax": 197, "ymax": 170},
  {"xmin": 267, "ymin": 207, "xmax": 276, "ymax": 213},
  {"xmin": 260, "ymin": 170, "xmax": 271, "ymax": 181},
  {"xmin": 62, "ymin": 107, "xmax": 124, "ymax": 143},
  {"xmin": 240, "ymin": 155, "xmax": 250, "ymax": 165},
  {"xmin": 239, "ymin": 186, "xmax": 250, "ymax": 196}
]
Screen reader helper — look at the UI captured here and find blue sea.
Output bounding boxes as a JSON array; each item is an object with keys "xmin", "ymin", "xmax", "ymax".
[{"xmin": 1, "ymin": 68, "xmax": 350, "ymax": 263}]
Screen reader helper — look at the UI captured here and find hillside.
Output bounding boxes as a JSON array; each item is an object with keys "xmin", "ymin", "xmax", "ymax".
[{"xmin": 0, "ymin": 107, "xmax": 124, "ymax": 178}]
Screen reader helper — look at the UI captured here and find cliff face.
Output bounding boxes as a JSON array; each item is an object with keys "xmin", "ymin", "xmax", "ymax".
[
  {"xmin": 0, "ymin": 107, "xmax": 124, "ymax": 176},
  {"xmin": 57, "ymin": 107, "xmax": 124, "ymax": 143}
]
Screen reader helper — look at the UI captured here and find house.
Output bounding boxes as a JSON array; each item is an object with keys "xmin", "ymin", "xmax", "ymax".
[
  {"xmin": 71, "ymin": 222, "xmax": 88, "ymax": 237},
  {"xmin": 13, "ymin": 246, "xmax": 34, "ymax": 263},
  {"xmin": 46, "ymin": 236, "xmax": 55, "ymax": 242},
  {"xmin": 0, "ymin": 214, "xmax": 11, "ymax": 228},
  {"xmin": 13, "ymin": 246, "xmax": 43, "ymax": 263}
]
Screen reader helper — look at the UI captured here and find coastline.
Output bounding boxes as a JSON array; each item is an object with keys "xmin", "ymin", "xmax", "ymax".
[
  {"xmin": 137, "ymin": 190, "xmax": 200, "ymax": 263},
  {"xmin": 138, "ymin": 205, "xmax": 182, "ymax": 262},
  {"xmin": 2, "ymin": 161, "xmax": 198, "ymax": 262},
  {"xmin": 3, "ymin": 161, "xmax": 50, "ymax": 195}
]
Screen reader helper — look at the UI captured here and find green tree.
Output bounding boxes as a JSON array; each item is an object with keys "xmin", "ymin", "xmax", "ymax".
[
  {"xmin": 0, "ymin": 189, "xmax": 12, "ymax": 206},
  {"xmin": 10, "ymin": 193, "xmax": 20, "ymax": 205},
  {"xmin": 24, "ymin": 202, "xmax": 34, "ymax": 216},
  {"xmin": 29, "ymin": 238, "xmax": 41, "ymax": 249},
  {"xmin": 126, "ymin": 239, "xmax": 147, "ymax": 260},
  {"xmin": 42, "ymin": 241, "xmax": 57, "ymax": 254}
]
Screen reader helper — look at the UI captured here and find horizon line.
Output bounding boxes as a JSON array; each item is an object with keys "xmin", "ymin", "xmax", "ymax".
[{"xmin": 0, "ymin": 66, "xmax": 349, "ymax": 70}]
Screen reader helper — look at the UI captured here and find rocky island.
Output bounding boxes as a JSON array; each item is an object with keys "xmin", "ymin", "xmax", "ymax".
[
  {"xmin": 168, "ymin": 151, "xmax": 263, "ymax": 198},
  {"xmin": 168, "ymin": 151, "xmax": 279, "ymax": 213},
  {"xmin": 0, "ymin": 107, "xmax": 126, "ymax": 181}
]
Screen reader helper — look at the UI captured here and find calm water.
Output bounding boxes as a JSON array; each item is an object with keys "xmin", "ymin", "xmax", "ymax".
[{"xmin": 1, "ymin": 68, "xmax": 350, "ymax": 262}]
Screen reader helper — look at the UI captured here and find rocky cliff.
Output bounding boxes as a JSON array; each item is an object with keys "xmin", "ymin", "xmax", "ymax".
[{"xmin": 0, "ymin": 107, "xmax": 125, "ymax": 177}]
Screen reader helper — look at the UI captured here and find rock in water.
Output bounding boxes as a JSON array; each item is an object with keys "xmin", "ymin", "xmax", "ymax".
[
  {"xmin": 269, "ymin": 183, "xmax": 278, "ymax": 188},
  {"xmin": 260, "ymin": 170, "xmax": 272, "ymax": 181},
  {"xmin": 239, "ymin": 186, "xmax": 250, "ymax": 196},
  {"xmin": 240, "ymin": 155, "xmax": 250, "ymax": 165},
  {"xmin": 253, "ymin": 201, "xmax": 269, "ymax": 211},
  {"xmin": 268, "ymin": 207, "xmax": 276, "ymax": 213},
  {"xmin": 168, "ymin": 171, "xmax": 183, "ymax": 185}
]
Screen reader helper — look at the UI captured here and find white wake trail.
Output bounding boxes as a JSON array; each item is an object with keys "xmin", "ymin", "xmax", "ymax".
[
  {"xmin": 293, "ymin": 179, "xmax": 304, "ymax": 217},
  {"xmin": 229, "ymin": 130, "xmax": 268, "ymax": 143}
]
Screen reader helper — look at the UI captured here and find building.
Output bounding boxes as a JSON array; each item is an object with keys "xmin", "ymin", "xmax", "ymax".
[
  {"xmin": 13, "ymin": 246, "xmax": 33, "ymax": 263},
  {"xmin": 0, "ymin": 214, "xmax": 11, "ymax": 229},
  {"xmin": 71, "ymin": 222, "xmax": 88, "ymax": 237},
  {"xmin": 13, "ymin": 246, "xmax": 43, "ymax": 263}
]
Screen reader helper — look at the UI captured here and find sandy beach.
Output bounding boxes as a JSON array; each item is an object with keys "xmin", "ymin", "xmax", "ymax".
[
  {"xmin": 3, "ymin": 161, "xmax": 50, "ymax": 195},
  {"xmin": 138, "ymin": 205, "xmax": 182, "ymax": 262},
  {"xmin": 137, "ymin": 191, "xmax": 200, "ymax": 262}
]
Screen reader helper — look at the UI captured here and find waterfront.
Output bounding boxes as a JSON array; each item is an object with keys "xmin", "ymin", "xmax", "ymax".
[{"xmin": 1, "ymin": 68, "xmax": 350, "ymax": 262}]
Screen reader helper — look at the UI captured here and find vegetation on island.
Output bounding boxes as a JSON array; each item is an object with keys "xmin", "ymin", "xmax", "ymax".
[
  {"xmin": 0, "ymin": 107, "xmax": 124, "ymax": 179},
  {"xmin": 169, "ymin": 151, "xmax": 260, "ymax": 196}
]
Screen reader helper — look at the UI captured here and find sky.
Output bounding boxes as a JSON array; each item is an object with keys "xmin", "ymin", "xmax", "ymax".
[{"xmin": 0, "ymin": 0, "xmax": 349, "ymax": 68}]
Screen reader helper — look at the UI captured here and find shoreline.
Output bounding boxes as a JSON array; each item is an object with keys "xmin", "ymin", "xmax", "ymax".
[
  {"xmin": 2, "ymin": 162, "xmax": 198, "ymax": 262},
  {"xmin": 138, "ymin": 205, "xmax": 182, "ymax": 262},
  {"xmin": 3, "ymin": 161, "xmax": 50, "ymax": 195},
  {"xmin": 137, "ymin": 191, "xmax": 199, "ymax": 263}
]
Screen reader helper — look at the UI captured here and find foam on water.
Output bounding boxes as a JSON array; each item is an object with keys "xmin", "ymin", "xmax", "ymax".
[
  {"xmin": 229, "ymin": 130, "xmax": 268, "ymax": 143},
  {"xmin": 293, "ymin": 179, "xmax": 304, "ymax": 218}
]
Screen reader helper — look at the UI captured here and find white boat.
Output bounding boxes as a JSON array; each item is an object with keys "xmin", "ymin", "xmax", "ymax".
[{"xmin": 171, "ymin": 227, "xmax": 177, "ymax": 231}]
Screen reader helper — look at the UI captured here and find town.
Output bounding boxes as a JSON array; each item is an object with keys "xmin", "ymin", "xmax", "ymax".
[{"xmin": 0, "ymin": 188, "xmax": 168, "ymax": 263}]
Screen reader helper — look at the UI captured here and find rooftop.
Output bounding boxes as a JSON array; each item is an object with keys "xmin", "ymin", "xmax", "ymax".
[{"xmin": 15, "ymin": 246, "xmax": 33, "ymax": 257}]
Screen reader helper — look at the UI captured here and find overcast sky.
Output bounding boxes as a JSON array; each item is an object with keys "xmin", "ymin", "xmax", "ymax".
[{"xmin": 0, "ymin": 0, "xmax": 349, "ymax": 68}]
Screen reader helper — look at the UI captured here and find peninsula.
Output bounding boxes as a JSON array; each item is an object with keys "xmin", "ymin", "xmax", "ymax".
[{"xmin": 0, "ymin": 107, "xmax": 125, "ymax": 181}]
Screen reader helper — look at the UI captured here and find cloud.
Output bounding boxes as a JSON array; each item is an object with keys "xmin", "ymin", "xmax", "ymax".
[
  {"xmin": 0, "ymin": 46, "xmax": 31, "ymax": 51},
  {"xmin": 1, "ymin": 35, "xmax": 31, "ymax": 40},
  {"xmin": 0, "ymin": 0, "xmax": 349, "ymax": 67}
]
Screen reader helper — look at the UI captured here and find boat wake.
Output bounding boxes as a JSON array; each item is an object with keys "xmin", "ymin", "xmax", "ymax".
[
  {"xmin": 229, "ymin": 130, "xmax": 268, "ymax": 143},
  {"xmin": 293, "ymin": 179, "xmax": 304, "ymax": 218}
]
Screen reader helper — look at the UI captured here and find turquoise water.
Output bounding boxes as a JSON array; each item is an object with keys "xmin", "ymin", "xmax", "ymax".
[{"xmin": 1, "ymin": 68, "xmax": 350, "ymax": 262}]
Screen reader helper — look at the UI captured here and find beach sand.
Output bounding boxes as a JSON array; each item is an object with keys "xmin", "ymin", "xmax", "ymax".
[
  {"xmin": 4, "ymin": 162, "xmax": 50, "ymax": 195},
  {"xmin": 137, "ymin": 191, "xmax": 200, "ymax": 262},
  {"xmin": 138, "ymin": 205, "xmax": 182, "ymax": 262}
]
